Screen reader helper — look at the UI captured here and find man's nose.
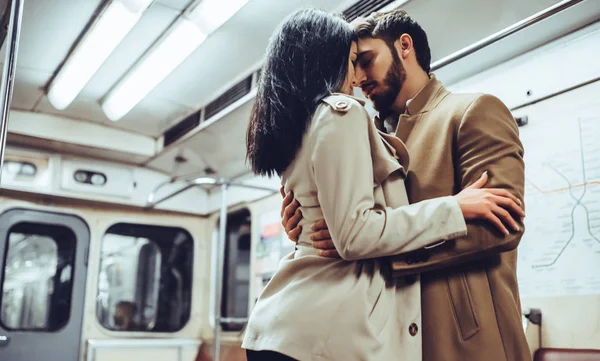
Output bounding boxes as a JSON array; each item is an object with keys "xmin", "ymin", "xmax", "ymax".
[{"xmin": 354, "ymin": 68, "xmax": 367, "ymax": 87}]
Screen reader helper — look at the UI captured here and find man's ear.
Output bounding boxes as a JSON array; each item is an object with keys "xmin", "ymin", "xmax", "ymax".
[{"xmin": 395, "ymin": 34, "xmax": 413, "ymax": 59}]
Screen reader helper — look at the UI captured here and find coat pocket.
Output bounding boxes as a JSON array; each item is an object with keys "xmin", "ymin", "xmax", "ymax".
[
  {"xmin": 368, "ymin": 274, "xmax": 392, "ymax": 336},
  {"xmin": 446, "ymin": 272, "xmax": 480, "ymax": 341}
]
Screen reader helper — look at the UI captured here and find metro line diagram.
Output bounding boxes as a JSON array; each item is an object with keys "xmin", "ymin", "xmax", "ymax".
[
  {"xmin": 517, "ymin": 115, "xmax": 600, "ymax": 298},
  {"xmin": 528, "ymin": 165, "xmax": 600, "ymax": 269}
]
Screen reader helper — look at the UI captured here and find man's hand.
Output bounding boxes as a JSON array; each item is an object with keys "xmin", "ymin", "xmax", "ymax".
[
  {"xmin": 280, "ymin": 186, "xmax": 303, "ymax": 242},
  {"xmin": 280, "ymin": 186, "xmax": 340, "ymax": 258},
  {"xmin": 310, "ymin": 220, "xmax": 340, "ymax": 258}
]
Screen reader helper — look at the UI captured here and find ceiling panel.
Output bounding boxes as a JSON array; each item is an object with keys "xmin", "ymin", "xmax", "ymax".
[
  {"xmin": 34, "ymin": 91, "xmax": 192, "ymax": 137},
  {"xmin": 1, "ymin": 0, "xmax": 103, "ymax": 72},
  {"xmin": 35, "ymin": 95, "xmax": 110, "ymax": 126},
  {"xmin": 155, "ymin": 0, "xmax": 192, "ymax": 11},
  {"xmin": 145, "ymin": 145, "xmax": 210, "ymax": 175},
  {"xmin": 146, "ymin": 98, "xmax": 252, "ymax": 176},
  {"xmin": 117, "ymin": 94, "xmax": 194, "ymax": 136},
  {"xmin": 10, "ymin": 67, "xmax": 50, "ymax": 110}
]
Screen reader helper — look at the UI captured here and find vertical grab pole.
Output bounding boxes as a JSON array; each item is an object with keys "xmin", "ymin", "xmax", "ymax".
[
  {"xmin": 0, "ymin": 0, "xmax": 24, "ymax": 185},
  {"xmin": 213, "ymin": 182, "xmax": 229, "ymax": 361}
]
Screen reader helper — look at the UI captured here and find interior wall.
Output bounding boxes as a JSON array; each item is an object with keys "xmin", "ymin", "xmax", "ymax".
[{"xmin": 1, "ymin": 145, "xmax": 210, "ymax": 215}]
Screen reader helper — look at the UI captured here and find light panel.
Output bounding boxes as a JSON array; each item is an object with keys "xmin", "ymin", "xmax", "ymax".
[
  {"xmin": 102, "ymin": 20, "xmax": 207, "ymax": 121},
  {"xmin": 47, "ymin": 0, "xmax": 153, "ymax": 110}
]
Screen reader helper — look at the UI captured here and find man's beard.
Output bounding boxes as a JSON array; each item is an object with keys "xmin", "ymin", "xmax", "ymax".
[{"xmin": 369, "ymin": 48, "xmax": 406, "ymax": 112}]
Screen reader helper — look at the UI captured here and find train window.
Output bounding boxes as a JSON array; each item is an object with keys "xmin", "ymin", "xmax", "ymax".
[
  {"xmin": 96, "ymin": 223, "xmax": 193, "ymax": 333},
  {"xmin": 219, "ymin": 209, "xmax": 251, "ymax": 332},
  {"xmin": 0, "ymin": 223, "xmax": 76, "ymax": 331}
]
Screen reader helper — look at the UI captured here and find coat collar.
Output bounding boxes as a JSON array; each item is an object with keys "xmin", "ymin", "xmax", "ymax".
[
  {"xmin": 374, "ymin": 74, "xmax": 449, "ymax": 130},
  {"xmin": 405, "ymin": 73, "xmax": 448, "ymax": 116},
  {"xmin": 328, "ymin": 92, "xmax": 366, "ymax": 106},
  {"xmin": 323, "ymin": 92, "xmax": 410, "ymax": 174},
  {"xmin": 377, "ymin": 130, "xmax": 410, "ymax": 171}
]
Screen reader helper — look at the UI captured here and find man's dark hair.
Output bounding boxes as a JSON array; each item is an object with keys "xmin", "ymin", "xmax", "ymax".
[
  {"xmin": 116, "ymin": 301, "xmax": 137, "ymax": 315},
  {"xmin": 352, "ymin": 10, "xmax": 431, "ymax": 73},
  {"xmin": 246, "ymin": 8, "xmax": 356, "ymax": 177}
]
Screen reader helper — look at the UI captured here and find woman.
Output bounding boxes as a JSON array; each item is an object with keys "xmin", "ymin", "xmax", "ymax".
[{"xmin": 243, "ymin": 8, "xmax": 523, "ymax": 361}]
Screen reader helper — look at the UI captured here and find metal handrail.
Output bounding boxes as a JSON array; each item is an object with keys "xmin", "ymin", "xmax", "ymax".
[
  {"xmin": 430, "ymin": 0, "xmax": 585, "ymax": 71},
  {"xmin": 145, "ymin": 176, "xmax": 278, "ymax": 208}
]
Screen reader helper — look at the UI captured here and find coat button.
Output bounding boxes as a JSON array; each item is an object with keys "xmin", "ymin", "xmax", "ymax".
[
  {"xmin": 334, "ymin": 100, "xmax": 349, "ymax": 110},
  {"xmin": 409, "ymin": 323, "xmax": 418, "ymax": 336}
]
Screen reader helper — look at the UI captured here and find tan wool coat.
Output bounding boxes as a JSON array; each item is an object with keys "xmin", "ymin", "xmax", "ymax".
[{"xmin": 378, "ymin": 75, "xmax": 531, "ymax": 361}]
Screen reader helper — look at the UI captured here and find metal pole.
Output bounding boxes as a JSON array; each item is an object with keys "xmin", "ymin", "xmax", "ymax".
[
  {"xmin": 213, "ymin": 182, "xmax": 228, "ymax": 361},
  {"xmin": 0, "ymin": 0, "xmax": 24, "ymax": 185},
  {"xmin": 430, "ymin": 0, "xmax": 585, "ymax": 71}
]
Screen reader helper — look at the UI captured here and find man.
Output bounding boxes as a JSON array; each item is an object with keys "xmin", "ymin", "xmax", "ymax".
[
  {"xmin": 281, "ymin": 9, "xmax": 530, "ymax": 361},
  {"xmin": 113, "ymin": 300, "xmax": 138, "ymax": 331}
]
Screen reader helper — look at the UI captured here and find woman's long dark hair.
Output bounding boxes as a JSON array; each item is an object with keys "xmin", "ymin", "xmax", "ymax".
[{"xmin": 246, "ymin": 8, "xmax": 356, "ymax": 177}]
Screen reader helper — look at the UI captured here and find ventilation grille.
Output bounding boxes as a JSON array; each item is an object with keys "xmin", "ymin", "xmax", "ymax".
[
  {"xmin": 163, "ymin": 111, "xmax": 201, "ymax": 148},
  {"xmin": 204, "ymin": 75, "xmax": 253, "ymax": 120},
  {"xmin": 343, "ymin": 0, "xmax": 398, "ymax": 22}
]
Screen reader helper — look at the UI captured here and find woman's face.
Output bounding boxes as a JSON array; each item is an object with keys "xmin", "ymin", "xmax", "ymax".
[{"xmin": 340, "ymin": 41, "xmax": 359, "ymax": 95}]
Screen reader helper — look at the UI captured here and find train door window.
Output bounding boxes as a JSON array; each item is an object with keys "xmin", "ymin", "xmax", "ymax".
[
  {"xmin": 96, "ymin": 223, "xmax": 193, "ymax": 332},
  {"xmin": 219, "ymin": 209, "xmax": 251, "ymax": 332},
  {"xmin": 0, "ymin": 223, "xmax": 76, "ymax": 331}
]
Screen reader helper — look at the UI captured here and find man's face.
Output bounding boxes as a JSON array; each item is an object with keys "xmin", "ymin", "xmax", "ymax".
[
  {"xmin": 354, "ymin": 37, "xmax": 406, "ymax": 112},
  {"xmin": 113, "ymin": 305, "xmax": 131, "ymax": 327}
]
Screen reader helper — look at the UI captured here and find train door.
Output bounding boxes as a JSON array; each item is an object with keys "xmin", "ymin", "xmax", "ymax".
[{"xmin": 0, "ymin": 208, "xmax": 89, "ymax": 361}]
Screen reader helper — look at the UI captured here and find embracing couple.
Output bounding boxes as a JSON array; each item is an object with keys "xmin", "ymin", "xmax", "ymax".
[{"xmin": 243, "ymin": 7, "xmax": 530, "ymax": 361}]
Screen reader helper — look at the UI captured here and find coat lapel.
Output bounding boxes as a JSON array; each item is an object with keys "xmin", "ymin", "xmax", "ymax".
[{"xmin": 375, "ymin": 74, "xmax": 451, "ymax": 144}]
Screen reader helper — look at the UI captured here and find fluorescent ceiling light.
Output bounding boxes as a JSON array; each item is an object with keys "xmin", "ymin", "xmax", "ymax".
[
  {"xmin": 102, "ymin": 20, "xmax": 207, "ymax": 121},
  {"xmin": 47, "ymin": 0, "xmax": 153, "ymax": 110},
  {"xmin": 102, "ymin": 0, "xmax": 250, "ymax": 121}
]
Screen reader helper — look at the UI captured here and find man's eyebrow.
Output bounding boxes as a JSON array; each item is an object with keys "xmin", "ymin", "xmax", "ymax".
[{"xmin": 356, "ymin": 50, "xmax": 371, "ymax": 62}]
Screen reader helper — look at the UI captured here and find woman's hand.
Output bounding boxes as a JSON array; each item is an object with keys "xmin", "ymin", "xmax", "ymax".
[{"xmin": 454, "ymin": 172, "xmax": 525, "ymax": 235}]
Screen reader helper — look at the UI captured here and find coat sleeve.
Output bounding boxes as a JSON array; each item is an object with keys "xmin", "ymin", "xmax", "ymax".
[
  {"xmin": 311, "ymin": 99, "xmax": 467, "ymax": 261},
  {"xmin": 390, "ymin": 94, "xmax": 526, "ymax": 275}
]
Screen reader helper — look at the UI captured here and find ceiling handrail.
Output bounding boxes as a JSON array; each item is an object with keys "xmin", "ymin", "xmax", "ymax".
[{"xmin": 430, "ymin": 0, "xmax": 586, "ymax": 72}]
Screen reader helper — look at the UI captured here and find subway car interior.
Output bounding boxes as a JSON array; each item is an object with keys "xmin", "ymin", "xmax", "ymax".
[{"xmin": 0, "ymin": 0, "xmax": 599, "ymax": 360}]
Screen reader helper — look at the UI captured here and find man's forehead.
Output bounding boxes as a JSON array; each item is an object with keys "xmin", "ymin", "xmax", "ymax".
[{"xmin": 357, "ymin": 37, "xmax": 384, "ymax": 53}]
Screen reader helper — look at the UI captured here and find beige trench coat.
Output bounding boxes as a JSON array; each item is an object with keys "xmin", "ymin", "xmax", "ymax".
[{"xmin": 242, "ymin": 94, "xmax": 467, "ymax": 361}]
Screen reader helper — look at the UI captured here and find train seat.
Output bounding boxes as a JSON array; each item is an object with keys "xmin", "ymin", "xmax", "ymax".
[{"xmin": 534, "ymin": 348, "xmax": 600, "ymax": 361}]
